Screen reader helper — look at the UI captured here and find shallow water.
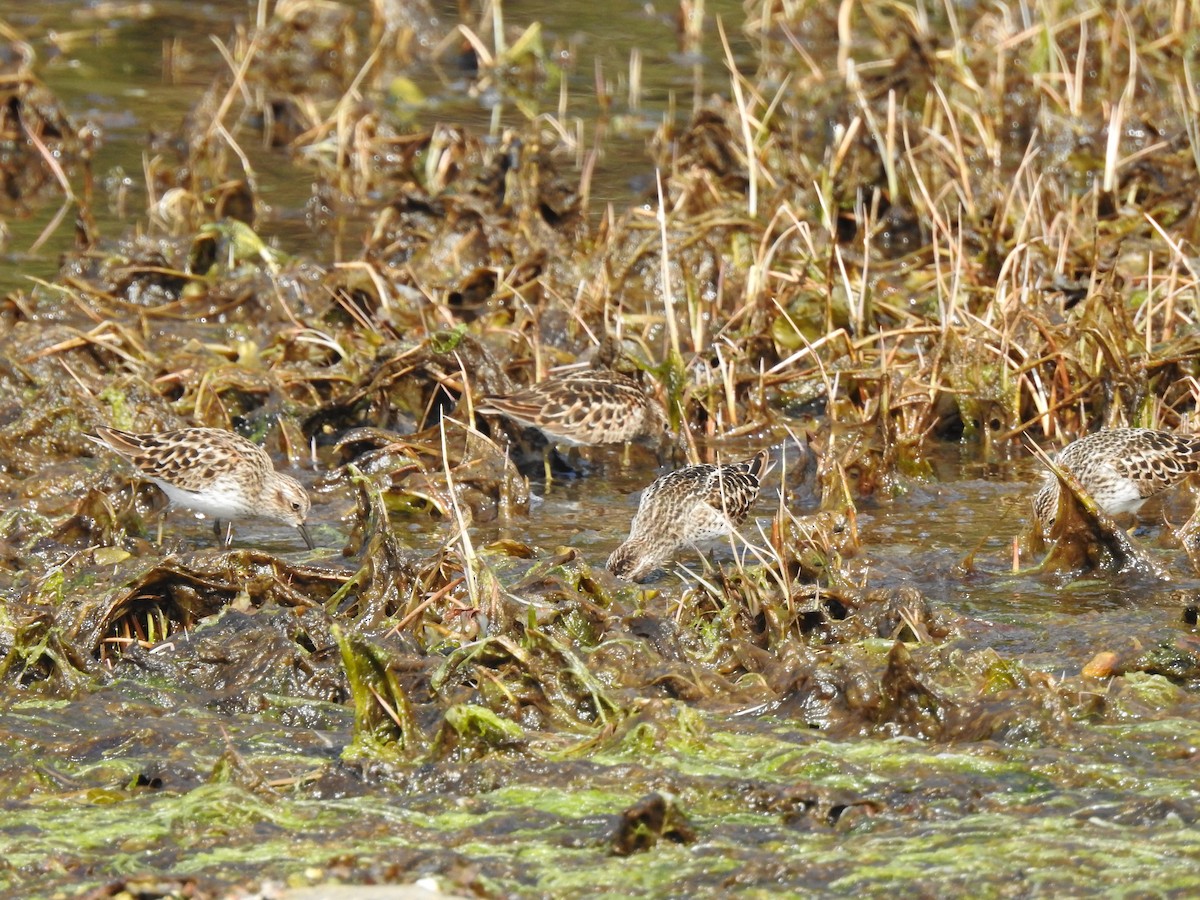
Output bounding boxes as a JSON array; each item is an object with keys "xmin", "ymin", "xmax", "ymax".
[{"xmin": 0, "ymin": 0, "xmax": 746, "ymax": 292}]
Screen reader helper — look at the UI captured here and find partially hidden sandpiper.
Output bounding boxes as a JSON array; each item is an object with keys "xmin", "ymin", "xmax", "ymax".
[
  {"xmin": 477, "ymin": 367, "xmax": 669, "ymax": 468},
  {"xmin": 86, "ymin": 426, "xmax": 314, "ymax": 549},
  {"xmin": 1032, "ymin": 427, "xmax": 1200, "ymax": 533},
  {"xmin": 607, "ymin": 449, "xmax": 771, "ymax": 582}
]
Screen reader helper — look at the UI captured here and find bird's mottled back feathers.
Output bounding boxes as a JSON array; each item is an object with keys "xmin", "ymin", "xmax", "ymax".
[
  {"xmin": 607, "ymin": 449, "xmax": 771, "ymax": 582},
  {"xmin": 89, "ymin": 426, "xmax": 273, "ymax": 492},
  {"xmin": 1104, "ymin": 430, "xmax": 1200, "ymax": 496},
  {"xmin": 479, "ymin": 368, "xmax": 666, "ymax": 446},
  {"xmin": 86, "ymin": 426, "xmax": 312, "ymax": 546},
  {"xmin": 642, "ymin": 448, "xmax": 769, "ymax": 527},
  {"xmin": 1032, "ymin": 428, "xmax": 1200, "ymax": 531}
]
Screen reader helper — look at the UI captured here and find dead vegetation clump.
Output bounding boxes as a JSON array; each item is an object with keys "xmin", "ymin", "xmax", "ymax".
[{"xmin": 0, "ymin": 26, "xmax": 84, "ymax": 233}]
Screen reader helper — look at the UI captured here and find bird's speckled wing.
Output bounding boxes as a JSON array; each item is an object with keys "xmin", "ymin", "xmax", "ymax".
[
  {"xmin": 480, "ymin": 370, "xmax": 658, "ymax": 444},
  {"xmin": 697, "ymin": 450, "xmax": 769, "ymax": 525},
  {"xmin": 91, "ymin": 426, "xmax": 269, "ymax": 492},
  {"xmin": 1110, "ymin": 431, "xmax": 1200, "ymax": 498}
]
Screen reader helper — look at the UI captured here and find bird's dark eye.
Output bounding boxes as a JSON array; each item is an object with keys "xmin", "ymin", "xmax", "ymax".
[{"xmin": 292, "ymin": 501, "xmax": 302, "ymax": 511}]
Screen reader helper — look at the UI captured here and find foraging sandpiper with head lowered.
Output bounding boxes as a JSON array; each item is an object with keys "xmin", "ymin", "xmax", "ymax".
[
  {"xmin": 86, "ymin": 426, "xmax": 314, "ymax": 549},
  {"xmin": 1032, "ymin": 427, "xmax": 1200, "ymax": 533},
  {"xmin": 607, "ymin": 449, "xmax": 771, "ymax": 582},
  {"xmin": 477, "ymin": 366, "xmax": 670, "ymax": 461}
]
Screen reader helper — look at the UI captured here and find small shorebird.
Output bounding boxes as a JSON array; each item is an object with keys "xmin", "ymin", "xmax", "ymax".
[
  {"xmin": 607, "ymin": 449, "xmax": 771, "ymax": 582},
  {"xmin": 1032, "ymin": 428, "xmax": 1200, "ymax": 533},
  {"xmin": 477, "ymin": 367, "xmax": 669, "ymax": 473},
  {"xmin": 87, "ymin": 426, "xmax": 314, "ymax": 549}
]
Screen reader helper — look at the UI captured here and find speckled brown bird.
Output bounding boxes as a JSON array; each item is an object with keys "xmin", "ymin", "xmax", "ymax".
[
  {"xmin": 1032, "ymin": 428, "xmax": 1200, "ymax": 532},
  {"xmin": 477, "ymin": 368, "xmax": 669, "ymax": 449},
  {"xmin": 86, "ymin": 426, "xmax": 313, "ymax": 549},
  {"xmin": 607, "ymin": 449, "xmax": 771, "ymax": 582}
]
